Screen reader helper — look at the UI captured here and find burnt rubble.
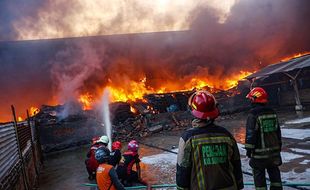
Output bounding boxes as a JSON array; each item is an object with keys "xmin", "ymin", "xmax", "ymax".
[
  {"xmin": 112, "ymin": 111, "xmax": 193, "ymax": 141},
  {"xmin": 34, "ymin": 84, "xmax": 250, "ymax": 152}
]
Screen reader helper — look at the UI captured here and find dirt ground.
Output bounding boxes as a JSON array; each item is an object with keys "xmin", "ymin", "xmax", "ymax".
[{"xmin": 38, "ymin": 110, "xmax": 310, "ymax": 190}]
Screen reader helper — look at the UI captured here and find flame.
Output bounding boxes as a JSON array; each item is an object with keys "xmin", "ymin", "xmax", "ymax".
[
  {"xmin": 30, "ymin": 106, "xmax": 40, "ymax": 116},
  {"xmin": 17, "ymin": 117, "xmax": 23, "ymax": 122},
  {"xmin": 78, "ymin": 93, "xmax": 93, "ymax": 110},
  {"xmin": 225, "ymin": 71, "xmax": 253, "ymax": 89},
  {"xmin": 106, "ymin": 77, "xmax": 153, "ymax": 102},
  {"xmin": 130, "ymin": 106, "xmax": 137, "ymax": 114},
  {"xmin": 185, "ymin": 78, "xmax": 214, "ymax": 90},
  {"xmin": 281, "ymin": 52, "xmax": 310, "ymax": 62},
  {"xmin": 100, "ymin": 71, "xmax": 252, "ymax": 104}
]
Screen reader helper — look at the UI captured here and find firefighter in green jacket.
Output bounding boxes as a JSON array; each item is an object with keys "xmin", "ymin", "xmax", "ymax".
[
  {"xmin": 245, "ymin": 87, "xmax": 282, "ymax": 190},
  {"xmin": 176, "ymin": 90, "xmax": 244, "ymax": 190}
]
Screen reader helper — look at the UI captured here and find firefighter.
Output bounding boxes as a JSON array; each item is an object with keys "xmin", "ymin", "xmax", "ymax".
[
  {"xmin": 176, "ymin": 90, "xmax": 244, "ymax": 190},
  {"xmin": 85, "ymin": 135, "xmax": 109, "ymax": 180},
  {"xmin": 117, "ymin": 140, "xmax": 149, "ymax": 188},
  {"xmin": 95, "ymin": 147, "xmax": 125, "ymax": 190},
  {"xmin": 109, "ymin": 141, "xmax": 122, "ymax": 167},
  {"xmin": 245, "ymin": 87, "xmax": 283, "ymax": 190}
]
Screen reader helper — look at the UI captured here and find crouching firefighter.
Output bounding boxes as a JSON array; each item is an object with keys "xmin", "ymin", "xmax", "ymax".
[
  {"xmin": 176, "ymin": 90, "xmax": 244, "ymax": 190},
  {"xmin": 109, "ymin": 141, "xmax": 122, "ymax": 167},
  {"xmin": 245, "ymin": 87, "xmax": 283, "ymax": 190},
  {"xmin": 95, "ymin": 147, "xmax": 125, "ymax": 190},
  {"xmin": 85, "ymin": 135, "xmax": 109, "ymax": 180},
  {"xmin": 117, "ymin": 140, "xmax": 150, "ymax": 189}
]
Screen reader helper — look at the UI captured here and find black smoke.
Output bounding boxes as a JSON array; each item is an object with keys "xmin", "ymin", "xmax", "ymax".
[{"xmin": 1, "ymin": 0, "xmax": 310, "ymax": 121}]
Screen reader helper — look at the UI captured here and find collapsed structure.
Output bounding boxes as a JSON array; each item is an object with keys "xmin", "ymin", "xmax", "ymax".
[
  {"xmin": 246, "ymin": 54, "xmax": 310, "ymax": 113},
  {"xmin": 33, "ymin": 54, "xmax": 310, "ymax": 153}
]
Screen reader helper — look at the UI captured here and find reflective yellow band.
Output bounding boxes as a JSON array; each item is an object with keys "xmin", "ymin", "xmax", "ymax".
[
  {"xmin": 177, "ymin": 186, "xmax": 189, "ymax": 190},
  {"xmin": 255, "ymin": 186, "xmax": 267, "ymax": 190},
  {"xmin": 270, "ymin": 182, "xmax": 282, "ymax": 187},
  {"xmin": 191, "ymin": 137, "xmax": 233, "ymax": 147},
  {"xmin": 245, "ymin": 143, "xmax": 255, "ymax": 149},
  {"xmin": 254, "ymin": 146, "xmax": 280, "ymax": 153}
]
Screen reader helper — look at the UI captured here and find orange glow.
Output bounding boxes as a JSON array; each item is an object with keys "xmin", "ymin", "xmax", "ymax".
[
  {"xmin": 130, "ymin": 106, "xmax": 137, "ymax": 114},
  {"xmin": 78, "ymin": 93, "xmax": 93, "ymax": 110},
  {"xmin": 281, "ymin": 52, "xmax": 310, "ymax": 62},
  {"xmin": 225, "ymin": 71, "xmax": 253, "ymax": 89},
  {"xmin": 100, "ymin": 72, "xmax": 252, "ymax": 104},
  {"xmin": 17, "ymin": 117, "xmax": 23, "ymax": 122},
  {"xmin": 185, "ymin": 78, "xmax": 213, "ymax": 90},
  {"xmin": 30, "ymin": 106, "xmax": 40, "ymax": 116},
  {"xmin": 106, "ymin": 77, "xmax": 153, "ymax": 102}
]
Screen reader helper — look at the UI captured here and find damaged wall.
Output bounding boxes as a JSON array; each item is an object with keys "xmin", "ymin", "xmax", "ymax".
[{"xmin": 0, "ymin": 121, "xmax": 42, "ymax": 190}]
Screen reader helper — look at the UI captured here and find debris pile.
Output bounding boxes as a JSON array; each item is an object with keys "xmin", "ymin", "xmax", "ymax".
[
  {"xmin": 112, "ymin": 111, "xmax": 193, "ymax": 141},
  {"xmin": 33, "ymin": 83, "xmax": 250, "ymax": 152}
]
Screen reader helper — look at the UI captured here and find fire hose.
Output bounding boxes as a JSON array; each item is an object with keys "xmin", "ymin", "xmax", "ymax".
[
  {"xmin": 82, "ymin": 182, "xmax": 310, "ymax": 189},
  {"xmin": 81, "ymin": 143, "xmax": 309, "ymax": 190},
  {"xmin": 138, "ymin": 142, "xmax": 309, "ymax": 190}
]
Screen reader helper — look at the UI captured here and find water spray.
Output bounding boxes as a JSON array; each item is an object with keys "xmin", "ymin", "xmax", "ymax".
[{"xmin": 102, "ymin": 88, "xmax": 112, "ymax": 150}]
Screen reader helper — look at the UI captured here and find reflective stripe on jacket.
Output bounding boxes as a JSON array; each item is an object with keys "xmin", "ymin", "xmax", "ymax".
[
  {"xmin": 245, "ymin": 104, "xmax": 282, "ymax": 159},
  {"xmin": 176, "ymin": 119, "xmax": 244, "ymax": 190},
  {"xmin": 86, "ymin": 144, "xmax": 104, "ymax": 172},
  {"xmin": 96, "ymin": 164, "xmax": 116, "ymax": 190}
]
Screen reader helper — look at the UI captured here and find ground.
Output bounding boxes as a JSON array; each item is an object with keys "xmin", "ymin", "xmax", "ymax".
[{"xmin": 38, "ymin": 110, "xmax": 310, "ymax": 190}]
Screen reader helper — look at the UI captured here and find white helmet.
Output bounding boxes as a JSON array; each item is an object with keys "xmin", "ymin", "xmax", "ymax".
[{"xmin": 97, "ymin": 135, "xmax": 109, "ymax": 144}]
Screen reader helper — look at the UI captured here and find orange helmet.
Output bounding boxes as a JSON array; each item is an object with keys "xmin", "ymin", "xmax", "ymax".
[
  {"xmin": 112, "ymin": 141, "xmax": 122, "ymax": 151},
  {"xmin": 246, "ymin": 87, "xmax": 268, "ymax": 103},
  {"xmin": 188, "ymin": 90, "xmax": 219, "ymax": 120}
]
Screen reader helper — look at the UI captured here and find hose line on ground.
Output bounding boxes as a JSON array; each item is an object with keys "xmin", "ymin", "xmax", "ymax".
[
  {"xmin": 139, "ymin": 142, "xmax": 309, "ymax": 190},
  {"xmin": 82, "ymin": 182, "xmax": 310, "ymax": 189}
]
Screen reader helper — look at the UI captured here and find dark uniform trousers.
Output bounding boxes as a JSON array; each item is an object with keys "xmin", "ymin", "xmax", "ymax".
[
  {"xmin": 245, "ymin": 104, "xmax": 283, "ymax": 190},
  {"xmin": 250, "ymin": 158, "xmax": 282, "ymax": 190}
]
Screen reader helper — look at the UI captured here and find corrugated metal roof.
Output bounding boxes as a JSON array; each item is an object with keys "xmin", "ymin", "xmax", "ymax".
[{"xmin": 246, "ymin": 54, "xmax": 310, "ymax": 79}]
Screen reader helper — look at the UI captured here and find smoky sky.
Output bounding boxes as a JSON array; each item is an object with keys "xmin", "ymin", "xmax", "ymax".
[
  {"xmin": 1, "ymin": 0, "xmax": 310, "ymax": 121},
  {"xmin": 0, "ymin": 0, "xmax": 46, "ymax": 40}
]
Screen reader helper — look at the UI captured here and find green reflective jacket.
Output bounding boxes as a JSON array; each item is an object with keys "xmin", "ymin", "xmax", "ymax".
[
  {"xmin": 245, "ymin": 104, "xmax": 282, "ymax": 159},
  {"xmin": 176, "ymin": 119, "xmax": 244, "ymax": 190}
]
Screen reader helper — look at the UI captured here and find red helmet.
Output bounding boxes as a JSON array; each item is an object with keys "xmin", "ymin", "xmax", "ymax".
[
  {"xmin": 112, "ymin": 141, "xmax": 122, "ymax": 151},
  {"xmin": 246, "ymin": 87, "xmax": 268, "ymax": 103},
  {"xmin": 128, "ymin": 140, "xmax": 139, "ymax": 152},
  {"xmin": 188, "ymin": 90, "xmax": 219, "ymax": 120}
]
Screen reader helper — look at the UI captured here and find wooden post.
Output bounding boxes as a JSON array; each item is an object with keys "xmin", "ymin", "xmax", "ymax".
[
  {"xmin": 26, "ymin": 110, "xmax": 39, "ymax": 176},
  {"xmin": 283, "ymin": 70, "xmax": 303, "ymax": 116},
  {"xmin": 11, "ymin": 105, "xmax": 30, "ymax": 190}
]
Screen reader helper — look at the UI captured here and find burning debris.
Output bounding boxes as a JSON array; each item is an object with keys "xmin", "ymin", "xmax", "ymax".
[
  {"xmin": 33, "ymin": 81, "xmax": 252, "ymax": 153},
  {"xmin": 1, "ymin": 0, "xmax": 310, "ymax": 122}
]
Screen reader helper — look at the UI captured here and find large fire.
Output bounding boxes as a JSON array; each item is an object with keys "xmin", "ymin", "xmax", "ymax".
[
  {"xmin": 30, "ymin": 106, "xmax": 40, "ymax": 116},
  {"xmin": 76, "ymin": 51, "xmax": 310, "ymax": 111},
  {"xmin": 280, "ymin": 52, "xmax": 310, "ymax": 62},
  {"xmin": 76, "ymin": 70, "xmax": 253, "ymax": 111},
  {"xmin": 78, "ymin": 93, "xmax": 93, "ymax": 110},
  {"xmin": 1, "ymin": 0, "xmax": 309, "ymax": 122},
  {"xmin": 17, "ymin": 117, "xmax": 23, "ymax": 122},
  {"xmin": 226, "ymin": 71, "xmax": 253, "ymax": 88}
]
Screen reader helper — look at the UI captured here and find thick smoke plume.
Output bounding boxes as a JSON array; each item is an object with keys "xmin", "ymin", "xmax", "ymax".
[
  {"xmin": 0, "ymin": 0, "xmax": 310, "ymax": 121},
  {"xmin": 1, "ymin": 0, "xmax": 236, "ymax": 40}
]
